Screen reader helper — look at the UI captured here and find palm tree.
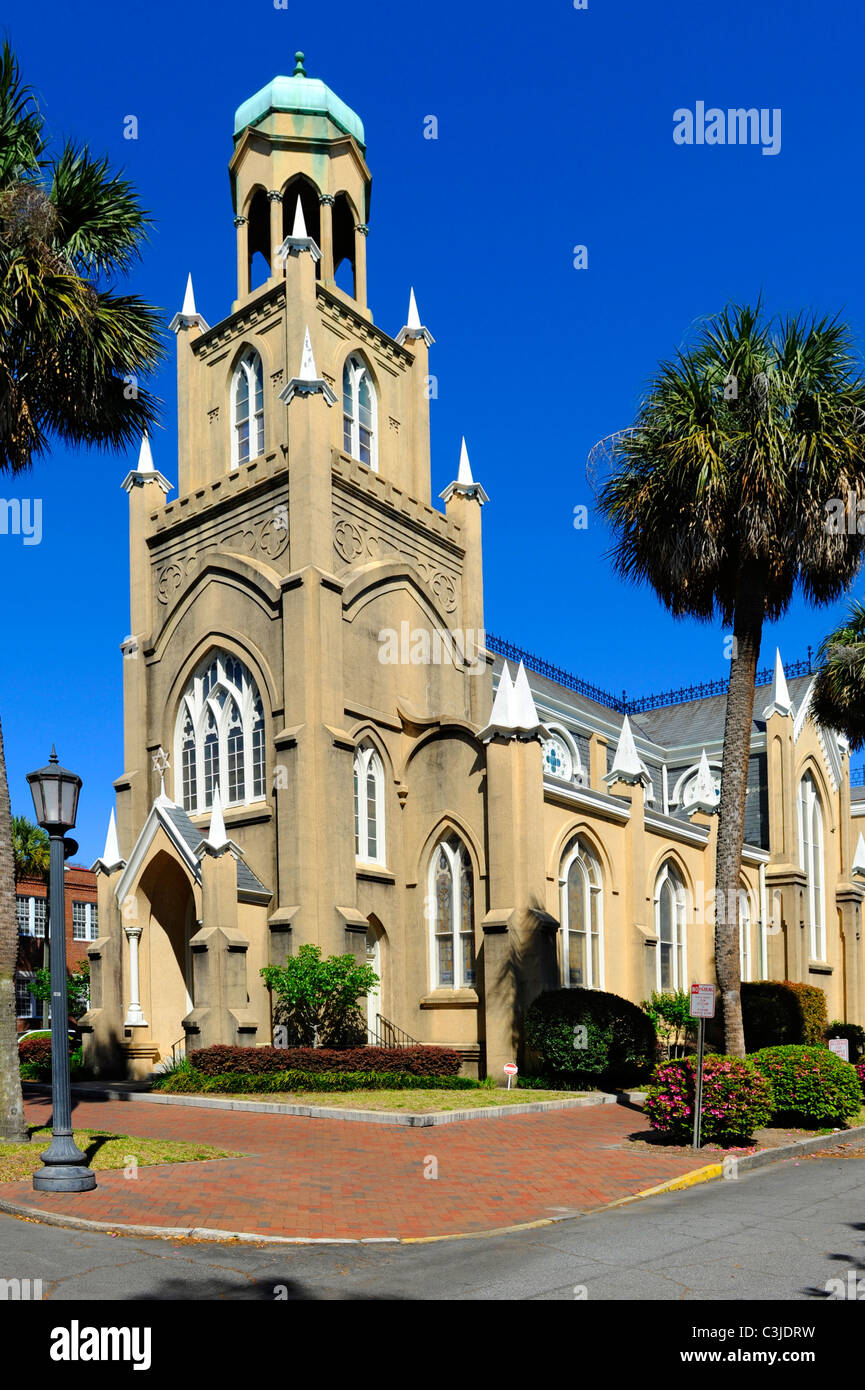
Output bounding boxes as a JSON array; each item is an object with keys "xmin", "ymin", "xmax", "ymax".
[
  {"xmin": 12, "ymin": 815, "xmax": 49, "ymax": 881},
  {"xmin": 811, "ymin": 600, "xmax": 865, "ymax": 747},
  {"xmin": 0, "ymin": 42, "xmax": 163, "ymax": 1140},
  {"xmin": 599, "ymin": 303, "xmax": 865, "ymax": 1056}
]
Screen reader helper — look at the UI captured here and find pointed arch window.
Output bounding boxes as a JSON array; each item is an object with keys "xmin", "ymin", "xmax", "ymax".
[
  {"xmin": 738, "ymin": 888, "xmax": 752, "ymax": 983},
  {"xmin": 428, "ymin": 834, "xmax": 475, "ymax": 989},
  {"xmin": 174, "ymin": 651, "xmax": 267, "ymax": 814},
  {"xmin": 655, "ymin": 861, "xmax": 687, "ymax": 991},
  {"xmin": 342, "ymin": 354, "xmax": 377, "ymax": 469},
  {"xmin": 232, "ymin": 349, "xmax": 264, "ymax": 468},
  {"xmin": 559, "ymin": 838, "xmax": 603, "ymax": 988},
  {"xmin": 798, "ymin": 772, "xmax": 826, "ymax": 961},
  {"xmin": 354, "ymin": 743, "xmax": 385, "ymax": 866}
]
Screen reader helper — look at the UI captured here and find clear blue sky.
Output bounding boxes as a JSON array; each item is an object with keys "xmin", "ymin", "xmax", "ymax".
[{"xmin": 2, "ymin": 0, "xmax": 864, "ymax": 859}]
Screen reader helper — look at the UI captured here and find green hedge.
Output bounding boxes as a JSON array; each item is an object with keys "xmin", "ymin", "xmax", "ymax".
[
  {"xmin": 741, "ymin": 981, "xmax": 827, "ymax": 1051},
  {"xmin": 750, "ymin": 1045, "xmax": 862, "ymax": 1126},
  {"xmin": 825, "ymin": 1022, "xmax": 865, "ymax": 1064},
  {"xmin": 154, "ymin": 1068, "xmax": 483, "ymax": 1094},
  {"xmin": 524, "ymin": 987, "xmax": 656, "ymax": 1087}
]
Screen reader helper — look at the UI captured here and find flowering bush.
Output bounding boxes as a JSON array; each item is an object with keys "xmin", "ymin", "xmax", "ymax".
[
  {"xmin": 751, "ymin": 1046, "xmax": 862, "ymax": 1126},
  {"xmin": 857, "ymin": 1062, "xmax": 865, "ymax": 1100},
  {"xmin": 645, "ymin": 1055, "xmax": 773, "ymax": 1145}
]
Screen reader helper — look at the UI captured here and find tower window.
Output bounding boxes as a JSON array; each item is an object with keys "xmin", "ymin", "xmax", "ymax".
[
  {"xmin": 174, "ymin": 651, "xmax": 267, "ymax": 814},
  {"xmin": 559, "ymin": 838, "xmax": 603, "ymax": 989},
  {"xmin": 353, "ymin": 743, "xmax": 385, "ymax": 865},
  {"xmin": 232, "ymin": 350, "xmax": 265, "ymax": 469},
  {"xmin": 427, "ymin": 834, "xmax": 475, "ymax": 989},
  {"xmin": 342, "ymin": 355, "xmax": 377, "ymax": 470}
]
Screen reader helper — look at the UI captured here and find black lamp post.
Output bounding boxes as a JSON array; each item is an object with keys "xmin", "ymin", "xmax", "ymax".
[{"xmin": 26, "ymin": 748, "xmax": 96, "ymax": 1193}]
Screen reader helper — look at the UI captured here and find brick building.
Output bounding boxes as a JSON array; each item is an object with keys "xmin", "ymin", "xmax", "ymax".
[{"xmin": 15, "ymin": 865, "xmax": 98, "ymax": 1032}]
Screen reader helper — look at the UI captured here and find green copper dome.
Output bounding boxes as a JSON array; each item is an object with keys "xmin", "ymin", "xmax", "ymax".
[{"xmin": 233, "ymin": 52, "xmax": 365, "ymax": 147}]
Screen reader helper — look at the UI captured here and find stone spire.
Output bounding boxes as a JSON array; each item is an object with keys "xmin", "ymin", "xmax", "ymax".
[
  {"xmin": 121, "ymin": 432, "xmax": 173, "ymax": 495},
  {"xmin": 396, "ymin": 286, "xmax": 434, "ymax": 347},
  {"xmin": 277, "ymin": 196, "xmax": 322, "ymax": 262},
  {"xmin": 480, "ymin": 662, "xmax": 548, "ymax": 742},
  {"xmin": 92, "ymin": 808, "xmax": 124, "ymax": 874},
  {"xmin": 762, "ymin": 648, "xmax": 793, "ymax": 719},
  {"xmin": 169, "ymin": 273, "xmax": 209, "ymax": 333},
  {"xmin": 195, "ymin": 783, "xmax": 239, "ymax": 861},
  {"xmin": 683, "ymin": 749, "xmax": 719, "ymax": 815},
  {"xmin": 279, "ymin": 326, "xmax": 337, "ymax": 405},
  {"xmin": 608, "ymin": 715, "xmax": 645, "ymax": 785},
  {"xmin": 440, "ymin": 437, "xmax": 489, "ymax": 506}
]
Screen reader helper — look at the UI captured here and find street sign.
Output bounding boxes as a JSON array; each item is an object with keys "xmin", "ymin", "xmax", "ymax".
[
  {"xmin": 503, "ymin": 1063, "xmax": 518, "ymax": 1075},
  {"xmin": 690, "ymin": 984, "xmax": 716, "ymax": 1019},
  {"xmin": 828, "ymin": 1037, "xmax": 850, "ymax": 1062}
]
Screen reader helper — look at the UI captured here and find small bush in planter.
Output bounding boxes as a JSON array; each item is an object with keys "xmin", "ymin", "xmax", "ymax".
[
  {"xmin": 750, "ymin": 1046, "xmax": 862, "ymax": 1127},
  {"xmin": 645, "ymin": 1055, "xmax": 773, "ymax": 1145},
  {"xmin": 524, "ymin": 988, "xmax": 656, "ymax": 1088},
  {"xmin": 825, "ymin": 1022, "xmax": 865, "ymax": 1064}
]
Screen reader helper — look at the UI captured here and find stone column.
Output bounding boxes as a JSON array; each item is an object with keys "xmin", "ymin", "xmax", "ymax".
[
  {"xmin": 353, "ymin": 223, "xmax": 368, "ymax": 306},
  {"xmin": 234, "ymin": 214, "xmax": 249, "ymax": 299},
  {"xmin": 123, "ymin": 925, "xmax": 146, "ymax": 1026},
  {"xmin": 319, "ymin": 194, "xmax": 335, "ymax": 283},
  {"xmin": 268, "ymin": 190, "xmax": 283, "ymax": 278}
]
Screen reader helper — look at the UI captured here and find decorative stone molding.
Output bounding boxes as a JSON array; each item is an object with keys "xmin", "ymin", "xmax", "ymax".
[
  {"xmin": 233, "ymin": 215, "xmax": 247, "ymax": 228},
  {"xmin": 355, "ymin": 223, "xmax": 369, "ymax": 236},
  {"xmin": 389, "ymin": 416, "xmax": 400, "ymax": 433},
  {"xmin": 332, "ymin": 513, "xmax": 458, "ymax": 612},
  {"xmin": 267, "ymin": 190, "xmax": 283, "ymax": 203},
  {"xmin": 154, "ymin": 510, "xmax": 289, "ymax": 605},
  {"xmin": 207, "ymin": 406, "xmax": 220, "ymax": 423},
  {"xmin": 319, "ymin": 194, "xmax": 335, "ymax": 206}
]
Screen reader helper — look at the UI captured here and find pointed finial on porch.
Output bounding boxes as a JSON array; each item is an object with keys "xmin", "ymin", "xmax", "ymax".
[{"xmin": 762, "ymin": 648, "xmax": 793, "ymax": 719}]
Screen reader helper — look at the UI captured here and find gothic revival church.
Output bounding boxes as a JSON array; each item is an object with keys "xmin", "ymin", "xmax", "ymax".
[{"xmin": 82, "ymin": 58, "xmax": 865, "ymax": 1080}]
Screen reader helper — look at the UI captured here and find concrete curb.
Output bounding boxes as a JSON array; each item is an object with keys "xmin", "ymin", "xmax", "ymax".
[{"xmin": 23, "ymin": 1081, "xmax": 621, "ymax": 1127}]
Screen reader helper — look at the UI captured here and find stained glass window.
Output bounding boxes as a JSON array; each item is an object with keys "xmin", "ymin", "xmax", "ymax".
[{"xmin": 176, "ymin": 652, "xmax": 267, "ymax": 814}]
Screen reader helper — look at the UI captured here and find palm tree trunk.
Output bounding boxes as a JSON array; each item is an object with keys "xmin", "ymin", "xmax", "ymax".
[
  {"xmin": 715, "ymin": 591, "xmax": 764, "ymax": 1058},
  {"xmin": 0, "ymin": 713, "xmax": 28, "ymax": 1141}
]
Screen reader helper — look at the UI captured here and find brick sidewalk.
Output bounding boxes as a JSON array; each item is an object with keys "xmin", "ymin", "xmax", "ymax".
[{"xmin": 4, "ymin": 1093, "xmax": 705, "ymax": 1240}]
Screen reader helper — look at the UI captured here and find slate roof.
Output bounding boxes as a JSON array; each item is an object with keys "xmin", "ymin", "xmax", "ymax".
[{"xmin": 159, "ymin": 800, "xmax": 271, "ymax": 901}]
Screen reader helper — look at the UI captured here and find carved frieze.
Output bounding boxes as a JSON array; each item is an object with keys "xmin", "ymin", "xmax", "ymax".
[
  {"xmin": 333, "ymin": 510, "xmax": 459, "ymax": 613},
  {"xmin": 154, "ymin": 503, "xmax": 289, "ymax": 606}
]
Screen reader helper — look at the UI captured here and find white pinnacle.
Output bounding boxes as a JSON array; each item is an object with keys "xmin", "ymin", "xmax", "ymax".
[
  {"xmin": 299, "ymin": 326, "xmax": 318, "ymax": 381},
  {"xmin": 181, "ymin": 273, "xmax": 196, "ymax": 316},
  {"xmin": 457, "ymin": 437, "xmax": 474, "ymax": 486},
  {"xmin": 762, "ymin": 647, "xmax": 793, "ymax": 719},
  {"xmin": 407, "ymin": 287, "xmax": 421, "ymax": 330},
  {"xmin": 137, "ymin": 432, "xmax": 155, "ymax": 474},
  {"xmin": 511, "ymin": 662, "xmax": 542, "ymax": 732},
  {"xmin": 102, "ymin": 809, "xmax": 120, "ymax": 865},
  {"xmin": 854, "ymin": 832, "xmax": 865, "ymax": 876},
  {"xmin": 207, "ymin": 783, "xmax": 228, "ymax": 850},
  {"xmin": 610, "ymin": 715, "xmax": 643, "ymax": 782},
  {"xmin": 686, "ymin": 749, "xmax": 718, "ymax": 808},
  {"xmin": 292, "ymin": 196, "xmax": 307, "ymax": 239},
  {"xmin": 488, "ymin": 663, "xmax": 515, "ymax": 728}
]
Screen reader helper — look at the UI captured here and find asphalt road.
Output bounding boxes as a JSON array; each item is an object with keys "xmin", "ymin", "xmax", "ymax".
[{"xmin": 2, "ymin": 1147, "xmax": 864, "ymax": 1301}]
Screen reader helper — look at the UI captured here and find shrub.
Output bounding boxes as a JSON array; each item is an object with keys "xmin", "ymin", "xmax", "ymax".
[
  {"xmin": 153, "ymin": 1068, "xmax": 481, "ymax": 1094},
  {"xmin": 641, "ymin": 990, "xmax": 695, "ymax": 1053},
  {"xmin": 751, "ymin": 1045, "xmax": 862, "ymax": 1126},
  {"xmin": 19, "ymin": 1035, "xmax": 82, "ymax": 1081},
  {"xmin": 188, "ymin": 1044, "xmax": 461, "ymax": 1077},
  {"xmin": 524, "ymin": 988, "xmax": 656, "ymax": 1087},
  {"xmin": 741, "ymin": 981, "xmax": 827, "ymax": 1050},
  {"xmin": 857, "ymin": 1062, "xmax": 865, "ymax": 1100},
  {"xmin": 645, "ymin": 1055, "xmax": 774, "ymax": 1145},
  {"xmin": 825, "ymin": 1022, "xmax": 865, "ymax": 1064},
  {"xmin": 260, "ymin": 946, "xmax": 377, "ymax": 1047}
]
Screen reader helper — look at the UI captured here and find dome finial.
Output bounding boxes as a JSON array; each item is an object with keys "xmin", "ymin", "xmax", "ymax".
[{"xmin": 293, "ymin": 50, "xmax": 307, "ymax": 76}]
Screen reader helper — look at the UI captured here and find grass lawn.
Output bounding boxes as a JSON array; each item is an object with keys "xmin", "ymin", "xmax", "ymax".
[
  {"xmin": 190, "ymin": 1087, "xmax": 591, "ymax": 1112},
  {"xmin": 0, "ymin": 1128, "xmax": 242, "ymax": 1184}
]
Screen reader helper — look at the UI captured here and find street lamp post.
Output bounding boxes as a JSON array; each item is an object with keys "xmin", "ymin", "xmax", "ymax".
[{"xmin": 26, "ymin": 748, "xmax": 96, "ymax": 1193}]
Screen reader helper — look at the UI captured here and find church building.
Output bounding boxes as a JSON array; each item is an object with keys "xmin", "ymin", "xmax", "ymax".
[{"xmin": 81, "ymin": 58, "xmax": 865, "ymax": 1080}]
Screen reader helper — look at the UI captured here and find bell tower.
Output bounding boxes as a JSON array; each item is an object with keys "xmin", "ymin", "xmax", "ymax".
[{"xmin": 229, "ymin": 51, "xmax": 372, "ymax": 313}]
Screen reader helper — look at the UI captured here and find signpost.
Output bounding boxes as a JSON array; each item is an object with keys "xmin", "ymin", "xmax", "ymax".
[
  {"xmin": 828, "ymin": 1037, "xmax": 850, "ymax": 1063},
  {"xmin": 689, "ymin": 984, "xmax": 716, "ymax": 1151},
  {"xmin": 504, "ymin": 1062, "xmax": 518, "ymax": 1091}
]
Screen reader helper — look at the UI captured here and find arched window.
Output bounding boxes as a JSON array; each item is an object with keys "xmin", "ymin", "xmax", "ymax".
[
  {"xmin": 342, "ymin": 354, "xmax": 377, "ymax": 469},
  {"xmin": 559, "ymin": 838, "xmax": 603, "ymax": 989},
  {"xmin": 354, "ymin": 743, "xmax": 385, "ymax": 865},
  {"xmin": 739, "ymin": 888, "xmax": 752, "ymax": 983},
  {"xmin": 543, "ymin": 728, "xmax": 579, "ymax": 783},
  {"xmin": 174, "ymin": 651, "xmax": 267, "ymax": 814},
  {"xmin": 655, "ymin": 861, "xmax": 687, "ymax": 991},
  {"xmin": 428, "ymin": 834, "xmax": 475, "ymax": 990},
  {"xmin": 232, "ymin": 350, "xmax": 264, "ymax": 468},
  {"xmin": 798, "ymin": 772, "xmax": 826, "ymax": 961}
]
